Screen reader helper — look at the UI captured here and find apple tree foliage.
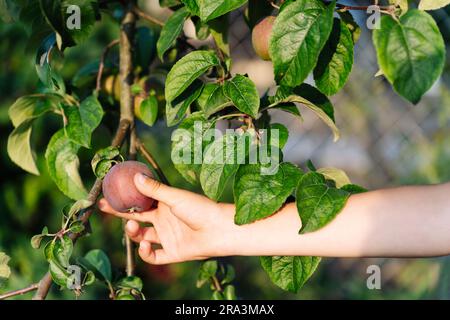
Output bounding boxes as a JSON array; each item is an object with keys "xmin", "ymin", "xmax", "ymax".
[{"xmin": 0, "ymin": 0, "xmax": 448, "ymax": 298}]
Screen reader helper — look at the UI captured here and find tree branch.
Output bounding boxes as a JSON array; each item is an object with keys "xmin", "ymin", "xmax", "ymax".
[
  {"xmin": 132, "ymin": 4, "xmax": 164, "ymax": 27},
  {"xmin": 30, "ymin": 120, "xmax": 131, "ymax": 300},
  {"xmin": 95, "ymin": 39, "xmax": 119, "ymax": 93},
  {"xmin": 119, "ymin": 8, "xmax": 136, "ymax": 124},
  {"xmin": 136, "ymin": 139, "xmax": 170, "ymax": 186},
  {"xmin": 120, "ymin": 3, "xmax": 137, "ymax": 278},
  {"xmin": 0, "ymin": 283, "xmax": 39, "ymax": 300},
  {"xmin": 335, "ymin": 3, "xmax": 395, "ymax": 12}
]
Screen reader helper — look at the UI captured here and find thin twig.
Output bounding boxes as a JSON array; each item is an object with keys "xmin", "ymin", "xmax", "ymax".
[
  {"xmin": 132, "ymin": 3, "xmax": 197, "ymax": 52},
  {"xmin": 125, "ymin": 128, "xmax": 138, "ymax": 276},
  {"xmin": 136, "ymin": 139, "xmax": 170, "ymax": 186},
  {"xmin": 6, "ymin": 0, "xmax": 141, "ymax": 302},
  {"xmin": 0, "ymin": 283, "xmax": 39, "ymax": 300},
  {"xmin": 95, "ymin": 39, "xmax": 119, "ymax": 92},
  {"xmin": 31, "ymin": 121, "xmax": 131, "ymax": 300},
  {"xmin": 124, "ymin": 220, "xmax": 136, "ymax": 277},
  {"xmin": 335, "ymin": 3, "xmax": 395, "ymax": 12},
  {"xmin": 119, "ymin": 8, "xmax": 136, "ymax": 124},
  {"xmin": 269, "ymin": 1, "xmax": 280, "ymax": 10},
  {"xmin": 120, "ymin": 3, "xmax": 137, "ymax": 278},
  {"xmin": 132, "ymin": 4, "xmax": 164, "ymax": 26},
  {"xmin": 211, "ymin": 276, "xmax": 223, "ymax": 292}
]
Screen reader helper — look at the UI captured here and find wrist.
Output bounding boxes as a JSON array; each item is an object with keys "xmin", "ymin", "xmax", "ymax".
[{"xmin": 205, "ymin": 203, "xmax": 246, "ymax": 257}]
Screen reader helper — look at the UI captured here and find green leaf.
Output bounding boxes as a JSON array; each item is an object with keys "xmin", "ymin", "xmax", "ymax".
[
  {"xmin": 69, "ymin": 221, "xmax": 85, "ymax": 234},
  {"xmin": 31, "ymin": 226, "xmax": 49, "ymax": 249},
  {"xmin": 166, "ymin": 80, "xmax": 204, "ymax": 126},
  {"xmin": 67, "ymin": 199, "xmax": 94, "ymax": 219},
  {"xmin": 209, "ymin": 14, "xmax": 230, "ymax": 56},
  {"xmin": 389, "ymin": 0, "xmax": 409, "ymax": 15},
  {"xmin": 80, "ymin": 249, "xmax": 112, "ymax": 282},
  {"xmin": 136, "ymin": 95, "xmax": 159, "ymax": 127},
  {"xmin": 269, "ymin": 0, "xmax": 335, "ymax": 87},
  {"xmin": 314, "ymin": 18, "xmax": 354, "ymax": 96},
  {"xmin": 211, "ymin": 291, "xmax": 224, "ymax": 300},
  {"xmin": 62, "ymin": 0, "xmax": 98, "ymax": 44},
  {"xmin": 116, "ymin": 294, "xmax": 136, "ymax": 300},
  {"xmin": 9, "ymin": 94, "xmax": 61, "ymax": 127},
  {"xmin": 341, "ymin": 184, "xmax": 367, "ymax": 194},
  {"xmin": 44, "ymin": 236, "xmax": 73, "ymax": 267},
  {"xmin": 196, "ymin": 0, "xmax": 247, "ymax": 22},
  {"xmin": 35, "ymin": 34, "xmax": 66, "ymax": 93},
  {"xmin": 48, "ymin": 260, "xmax": 71, "ymax": 287},
  {"xmin": 234, "ymin": 163, "xmax": 303, "ymax": 225},
  {"xmin": 316, "ymin": 167, "xmax": 351, "ymax": 189},
  {"xmin": 91, "ymin": 146, "xmax": 122, "ymax": 179},
  {"xmin": 44, "ymin": 236, "xmax": 74, "ymax": 287},
  {"xmin": 7, "ymin": 120, "xmax": 40, "ymax": 175},
  {"xmin": 39, "ymin": 0, "xmax": 75, "ymax": 49},
  {"xmin": 116, "ymin": 276, "xmax": 143, "ymax": 291},
  {"xmin": 83, "ymin": 270, "xmax": 96, "ymax": 286},
  {"xmin": 56, "ymin": 235, "xmax": 73, "ymax": 268},
  {"xmin": 224, "ymin": 74, "xmax": 260, "ymax": 118},
  {"xmin": 7, "ymin": 93, "xmax": 63, "ymax": 175},
  {"xmin": 31, "ymin": 235, "xmax": 45, "ymax": 249},
  {"xmin": 196, "ymin": 83, "xmax": 232, "ymax": 117},
  {"xmin": 197, "ymin": 260, "xmax": 218, "ymax": 288},
  {"xmin": 165, "ymin": 50, "xmax": 219, "ymax": 102},
  {"xmin": 266, "ymin": 93, "xmax": 302, "ymax": 119},
  {"xmin": 373, "ymin": 10, "xmax": 445, "ymax": 104},
  {"xmin": 338, "ymin": 11, "xmax": 361, "ymax": 44},
  {"xmin": 296, "ymin": 172, "xmax": 350, "ymax": 234},
  {"xmin": 157, "ymin": 7, "xmax": 190, "ymax": 61},
  {"xmin": 269, "ymin": 123, "xmax": 289, "ymax": 149},
  {"xmin": 39, "ymin": 0, "xmax": 97, "ymax": 48},
  {"xmin": 194, "ymin": 19, "xmax": 211, "ymax": 40},
  {"xmin": 200, "ymin": 132, "xmax": 242, "ymax": 200},
  {"xmin": 221, "ymin": 264, "xmax": 235, "ymax": 285},
  {"xmin": 45, "ymin": 129, "xmax": 88, "ymax": 200},
  {"xmin": 260, "ymin": 256, "xmax": 321, "ymax": 292},
  {"xmin": 269, "ymin": 85, "xmax": 339, "ymax": 141},
  {"xmin": 0, "ymin": 252, "xmax": 11, "ymax": 288},
  {"xmin": 418, "ymin": 0, "xmax": 450, "ymax": 10},
  {"xmin": 171, "ymin": 112, "xmax": 214, "ymax": 184},
  {"xmin": 181, "ymin": 0, "xmax": 200, "ymax": 16},
  {"xmin": 64, "ymin": 95, "xmax": 104, "ymax": 148},
  {"xmin": 224, "ymin": 285, "xmax": 237, "ymax": 300},
  {"xmin": 18, "ymin": 1, "xmax": 52, "ymax": 53}
]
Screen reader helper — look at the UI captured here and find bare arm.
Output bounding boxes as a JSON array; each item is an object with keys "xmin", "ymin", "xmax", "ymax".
[
  {"xmin": 98, "ymin": 175, "xmax": 450, "ymax": 264},
  {"xmin": 229, "ymin": 183, "xmax": 450, "ymax": 257}
]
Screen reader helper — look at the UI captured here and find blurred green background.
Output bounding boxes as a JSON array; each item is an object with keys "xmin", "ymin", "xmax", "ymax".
[{"xmin": 1, "ymin": 0, "xmax": 450, "ymax": 300}]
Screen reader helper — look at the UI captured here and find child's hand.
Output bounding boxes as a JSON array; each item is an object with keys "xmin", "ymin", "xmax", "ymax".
[{"xmin": 98, "ymin": 173, "xmax": 237, "ymax": 264}]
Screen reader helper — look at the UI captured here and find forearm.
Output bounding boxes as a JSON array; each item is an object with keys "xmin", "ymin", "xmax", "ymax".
[{"xmin": 223, "ymin": 183, "xmax": 450, "ymax": 258}]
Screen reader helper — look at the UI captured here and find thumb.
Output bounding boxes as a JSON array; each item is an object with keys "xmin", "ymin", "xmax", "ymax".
[
  {"xmin": 134, "ymin": 173, "xmax": 188, "ymax": 207},
  {"xmin": 134, "ymin": 173, "xmax": 216, "ymax": 229}
]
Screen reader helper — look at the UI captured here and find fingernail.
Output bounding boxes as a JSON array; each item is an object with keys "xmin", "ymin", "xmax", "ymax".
[
  {"xmin": 136, "ymin": 173, "xmax": 148, "ymax": 185},
  {"xmin": 139, "ymin": 241, "xmax": 150, "ymax": 251},
  {"xmin": 126, "ymin": 220, "xmax": 137, "ymax": 232}
]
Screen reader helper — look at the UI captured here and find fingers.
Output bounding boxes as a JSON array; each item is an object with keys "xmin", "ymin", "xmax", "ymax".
[
  {"xmin": 98, "ymin": 198, "xmax": 155, "ymax": 223},
  {"xmin": 134, "ymin": 173, "xmax": 196, "ymax": 207},
  {"xmin": 134, "ymin": 173, "xmax": 215, "ymax": 229},
  {"xmin": 138, "ymin": 240, "xmax": 171, "ymax": 265},
  {"xmin": 125, "ymin": 220, "xmax": 160, "ymax": 244}
]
